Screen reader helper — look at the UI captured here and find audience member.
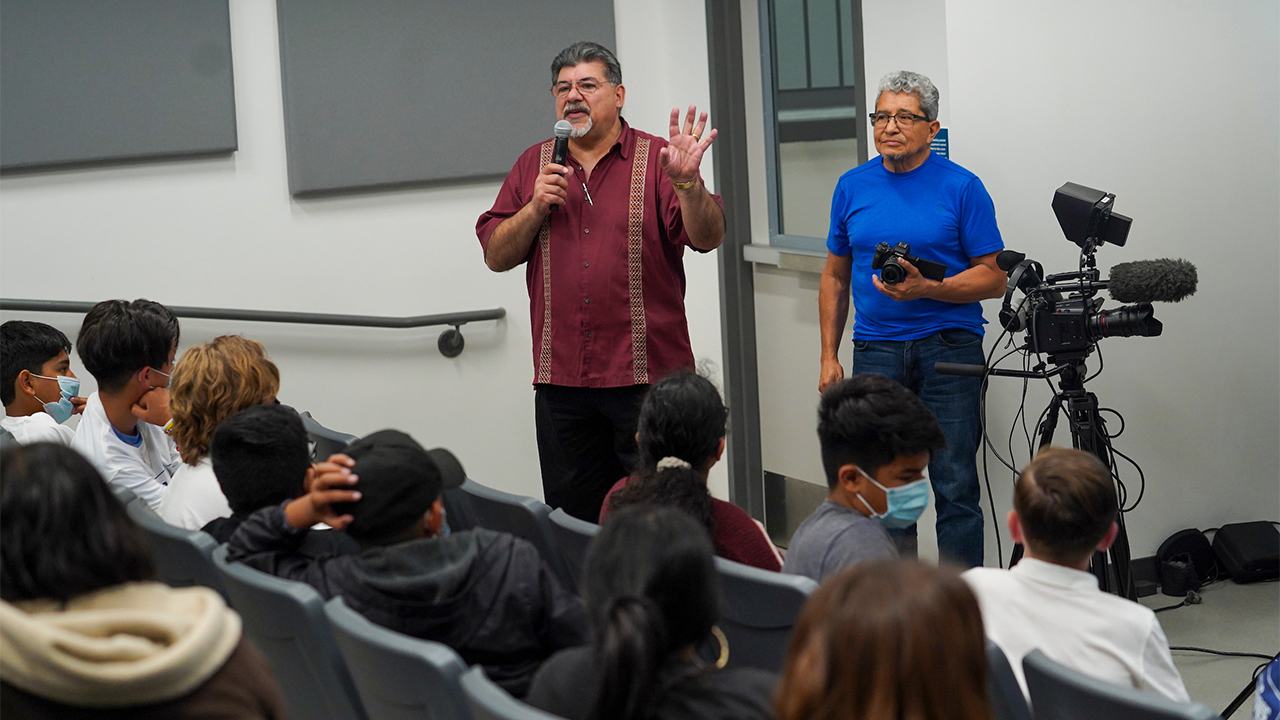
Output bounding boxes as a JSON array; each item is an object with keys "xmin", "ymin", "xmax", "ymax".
[
  {"xmin": 158, "ymin": 335, "xmax": 280, "ymax": 530},
  {"xmin": 1, "ymin": 321, "xmax": 84, "ymax": 445},
  {"xmin": 70, "ymin": 299, "xmax": 181, "ymax": 509},
  {"xmin": 775, "ymin": 560, "xmax": 990, "ymax": 720},
  {"xmin": 526, "ymin": 505, "xmax": 776, "ymax": 720},
  {"xmin": 206, "ymin": 404, "xmax": 361, "ymax": 558},
  {"xmin": 602, "ymin": 371, "xmax": 782, "ymax": 571},
  {"xmin": 225, "ymin": 429, "xmax": 586, "ymax": 696},
  {"xmin": 782, "ymin": 374, "xmax": 945, "ymax": 582},
  {"xmin": 963, "ymin": 446, "xmax": 1190, "ymax": 700},
  {"xmin": 0, "ymin": 442, "xmax": 288, "ymax": 719}
]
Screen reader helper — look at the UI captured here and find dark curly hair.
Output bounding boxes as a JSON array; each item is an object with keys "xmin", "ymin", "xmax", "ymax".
[{"xmin": 607, "ymin": 371, "xmax": 726, "ymax": 537}]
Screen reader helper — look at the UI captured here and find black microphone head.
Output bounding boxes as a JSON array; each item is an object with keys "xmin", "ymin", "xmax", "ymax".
[
  {"xmin": 996, "ymin": 250, "xmax": 1026, "ymax": 273},
  {"xmin": 1108, "ymin": 258, "xmax": 1198, "ymax": 303},
  {"xmin": 554, "ymin": 120, "xmax": 573, "ymax": 139}
]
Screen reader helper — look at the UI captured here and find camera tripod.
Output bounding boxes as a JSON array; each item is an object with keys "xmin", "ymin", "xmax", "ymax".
[{"xmin": 978, "ymin": 351, "xmax": 1135, "ymax": 599}]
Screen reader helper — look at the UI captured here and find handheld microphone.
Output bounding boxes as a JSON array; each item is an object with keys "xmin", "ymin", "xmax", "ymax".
[
  {"xmin": 1108, "ymin": 258, "xmax": 1198, "ymax": 303},
  {"xmin": 550, "ymin": 120, "xmax": 572, "ymax": 212}
]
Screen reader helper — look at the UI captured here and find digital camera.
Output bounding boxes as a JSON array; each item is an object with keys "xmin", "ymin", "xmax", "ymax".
[{"xmin": 871, "ymin": 242, "xmax": 948, "ymax": 284}]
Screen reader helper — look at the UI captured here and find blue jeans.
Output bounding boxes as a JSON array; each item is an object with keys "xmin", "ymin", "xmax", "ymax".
[{"xmin": 852, "ymin": 329, "xmax": 985, "ymax": 567}]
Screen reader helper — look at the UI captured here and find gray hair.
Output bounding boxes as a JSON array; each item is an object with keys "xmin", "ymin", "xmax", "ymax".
[
  {"xmin": 551, "ymin": 42, "xmax": 622, "ymax": 87},
  {"xmin": 877, "ymin": 71, "xmax": 939, "ymax": 121}
]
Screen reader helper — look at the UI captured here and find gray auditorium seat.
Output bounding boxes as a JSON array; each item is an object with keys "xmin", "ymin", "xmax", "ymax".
[
  {"xmin": 460, "ymin": 666, "xmax": 565, "ymax": 720},
  {"xmin": 111, "ymin": 483, "xmax": 138, "ymax": 506},
  {"xmin": 452, "ymin": 479, "xmax": 573, "ymax": 590},
  {"xmin": 713, "ymin": 556, "xmax": 818, "ymax": 673},
  {"xmin": 0, "ymin": 426, "xmax": 19, "ymax": 451},
  {"xmin": 324, "ymin": 596, "xmax": 471, "ymax": 720},
  {"xmin": 301, "ymin": 410, "xmax": 359, "ymax": 461},
  {"xmin": 211, "ymin": 546, "xmax": 368, "ymax": 720},
  {"xmin": 1023, "ymin": 649, "xmax": 1221, "ymax": 720},
  {"xmin": 986, "ymin": 640, "xmax": 1033, "ymax": 720},
  {"xmin": 125, "ymin": 497, "xmax": 229, "ymax": 601},
  {"xmin": 546, "ymin": 508, "xmax": 598, "ymax": 594}
]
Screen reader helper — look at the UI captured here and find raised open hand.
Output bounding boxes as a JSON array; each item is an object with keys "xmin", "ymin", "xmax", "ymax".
[{"xmin": 659, "ymin": 105, "xmax": 717, "ymax": 187}]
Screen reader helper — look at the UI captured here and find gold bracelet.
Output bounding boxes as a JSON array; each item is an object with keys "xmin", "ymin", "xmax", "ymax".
[{"xmin": 672, "ymin": 177, "xmax": 699, "ymax": 191}]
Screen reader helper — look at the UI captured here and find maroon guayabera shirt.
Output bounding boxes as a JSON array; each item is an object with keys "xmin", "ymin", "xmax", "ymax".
[{"xmin": 477, "ymin": 120, "xmax": 722, "ymax": 388}]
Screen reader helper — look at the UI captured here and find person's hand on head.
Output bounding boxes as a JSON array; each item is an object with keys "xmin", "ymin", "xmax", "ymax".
[
  {"xmin": 131, "ymin": 387, "xmax": 171, "ymax": 426},
  {"xmin": 307, "ymin": 453, "xmax": 355, "ymax": 492},
  {"xmin": 285, "ymin": 459, "xmax": 360, "ymax": 530},
  {"xmin": 531, "ymin": 162, "xmax": 573, "ymax": 216},
  {"xmin": 659, "ymin": 105, "xmax": 717, "ymax": 188},
  {"xmin": 872, "ymin": 257, "xmax": 940, "ymax": 302}
]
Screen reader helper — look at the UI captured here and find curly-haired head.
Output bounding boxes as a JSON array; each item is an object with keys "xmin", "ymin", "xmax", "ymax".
[{"xmin": 169, "ymin": 336, "xmax": 280, "ymax": 465}]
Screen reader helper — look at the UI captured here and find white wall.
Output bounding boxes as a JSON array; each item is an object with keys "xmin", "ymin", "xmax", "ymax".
[
  {"xmin": 746, "ymin": 0, "xmax": 1279, "ymax": 562},
  {"xmin": 945, "ymin": 0, "xmax": 1279, "ymax": 559},
  {"xmin": 0, "ymin": 0, "xmax": 727, "ymax": 502}
]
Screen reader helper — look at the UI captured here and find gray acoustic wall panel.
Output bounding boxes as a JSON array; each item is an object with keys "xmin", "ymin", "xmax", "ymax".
[
  {"xmin": 0, "ymin": 0, "xmax": 237, "ymax": 170},
  {"xmin": 275, "ymin": 0, "xmax": 615, "ymax": 195}
]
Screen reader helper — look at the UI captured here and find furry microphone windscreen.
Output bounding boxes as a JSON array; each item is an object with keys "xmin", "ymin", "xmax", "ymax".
[{"xmin": 1108, "ymin": 258, "xmax": 1198, "ymax": 303}]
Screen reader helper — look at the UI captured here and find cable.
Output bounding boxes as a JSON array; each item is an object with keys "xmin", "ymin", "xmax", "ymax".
[{"xmin": 1169, "ymin": 646, "xmax": 1277, "ymax": 661}]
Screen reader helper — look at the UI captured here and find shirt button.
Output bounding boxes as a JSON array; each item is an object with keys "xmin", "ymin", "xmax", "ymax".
[
  {"xmin": 586, "ymin": 331, "xmax": 593, "ymax": 338},
  {"xmin": 584, "ymin": 228, "xmax": 590, "ymax": 234},
  {"xmin": 584, "ymin": 298, "xmax": 590, "ymax": 304},
  {"xmin": 584, "ymin": 262, "xmax": 590, "ymax": 268}
]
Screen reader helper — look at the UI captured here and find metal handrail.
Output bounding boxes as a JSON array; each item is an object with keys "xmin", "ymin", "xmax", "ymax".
[{"xmin": 0, "ymin": 299, "xmax": 506, "ymax": 358}]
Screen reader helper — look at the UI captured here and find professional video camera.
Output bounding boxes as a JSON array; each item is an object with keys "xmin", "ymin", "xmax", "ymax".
[
  {"xmin": 938, "ymin": 182, "xmax": 1197, "ymax": 599},
  {"xmin": 997, "ymin": 182, "xmax": 1196, "ymax": 362}
]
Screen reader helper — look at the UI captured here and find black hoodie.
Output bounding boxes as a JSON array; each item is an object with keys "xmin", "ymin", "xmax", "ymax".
[{"xmin": 226, "ymin": 503, "xmax": 587, "ymax": 696}]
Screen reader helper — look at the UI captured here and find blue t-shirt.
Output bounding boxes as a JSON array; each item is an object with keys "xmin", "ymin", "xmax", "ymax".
[{"xmin": 827, "ymin": 152, "xmax": 1004, "ymax": 341}]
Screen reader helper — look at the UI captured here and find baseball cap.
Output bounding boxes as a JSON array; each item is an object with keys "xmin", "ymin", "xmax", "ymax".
[{"xmin": 331, "ymin": 429, "xmax": 466, "ymax": 541}]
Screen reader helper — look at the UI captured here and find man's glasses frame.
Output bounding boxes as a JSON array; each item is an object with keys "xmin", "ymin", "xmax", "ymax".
[
  {"xmin": 551, "ymin": 79, "xmax": 612, "ymax": 98},
  {"xmin": 869, "ymin": 112, "xmax": 930, "ymax": 128}
]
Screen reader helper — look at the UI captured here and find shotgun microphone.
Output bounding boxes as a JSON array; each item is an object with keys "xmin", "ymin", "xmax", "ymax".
[{"xmin": 1107, "ymin": 259, "xmax": 1198, "ymax": 303}]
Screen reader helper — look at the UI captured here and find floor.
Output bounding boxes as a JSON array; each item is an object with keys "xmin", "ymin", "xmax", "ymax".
[{"xmin": 1137, "ymin": 578, "xmax": 1279, "ymax": 716}]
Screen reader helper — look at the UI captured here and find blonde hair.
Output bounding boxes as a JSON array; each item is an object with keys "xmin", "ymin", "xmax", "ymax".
[{"xmin": 169, "ymin": 336, "xmax": 280, "ymax": 464}]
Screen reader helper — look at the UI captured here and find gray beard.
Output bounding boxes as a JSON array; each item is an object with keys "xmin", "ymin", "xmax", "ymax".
[{"xmin": 569, "ymin": 116, "xmax": 593, "ymax": 138}]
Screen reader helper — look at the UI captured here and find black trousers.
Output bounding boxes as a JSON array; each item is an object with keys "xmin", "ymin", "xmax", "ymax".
[{"xmin": 535, "ymin": 384, "xmax": 649, "ymax": 522}]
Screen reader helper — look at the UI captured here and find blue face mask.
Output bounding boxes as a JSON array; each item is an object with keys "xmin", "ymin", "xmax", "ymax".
[
  {"xmin": 31, "ymin": 374, "xmax": 80, "ymax": 425},
  {"xmin": 855, "ymin": 466, "xmax": 930, "ymax": 530}
]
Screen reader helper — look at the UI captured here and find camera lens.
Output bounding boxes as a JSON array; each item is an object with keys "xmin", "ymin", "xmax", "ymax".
[
  {"xmin": 1089, "ymin": 303, "xmax": 1163, "ymax": 339},
  {"xmin": 881, "ymin": 259, "xmax": 906, "ymax": 284}
]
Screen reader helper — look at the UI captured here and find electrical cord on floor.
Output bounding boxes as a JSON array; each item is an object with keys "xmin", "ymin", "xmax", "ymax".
[
  {"xmin": 1153, "ymin": 590, "xmax": 1202, "ymax": 613},
  {"xmin": 1169, "ymin": 646, "xmax": 1276, "ymax": 661}
]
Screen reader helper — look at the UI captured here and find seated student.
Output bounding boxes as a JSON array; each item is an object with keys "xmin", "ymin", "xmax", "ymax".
[
  {"xmin": 1, "ymin": 321, "xmax": 85, "ymax": 445},
  {"xmin": 775, "ymin": 560, "xmax": 990, "ymax": 720},
  {"xmin": 0, "ymin": 442, "xmax": 288, "ymax": 719},
  {"xmin": 526, "ymin": 505, "xmax": 776, "ymax": 720},
  {"xmin": 205, "ymin": 403, "xmax": 361, "ymax": 559},
  {"xmin": 225, "ymin": 429, "xmax": 586, "ymax": 697},
  {"xmin": 782, "ymin": 374, "xmax": 945, "ymax": 582},
  {"xmin": 158, "ymin": 336, "xmax": 280, "ymax": 530},
  {"xmin": 963, "ymin": 446, "xmax": 1190, "ymax": 701},
  {"xmin": 70, "ymin": 299, "xmax": 181, "ymax": 509},
  {"xmin": 601, "ymin": 371, "xmax": 782, "ymax": 571}
]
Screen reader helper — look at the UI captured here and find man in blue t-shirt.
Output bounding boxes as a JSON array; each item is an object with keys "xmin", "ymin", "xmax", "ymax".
[{"xmin": 818, "ymin": 70, "xmax": 1005, "ymax": 567}]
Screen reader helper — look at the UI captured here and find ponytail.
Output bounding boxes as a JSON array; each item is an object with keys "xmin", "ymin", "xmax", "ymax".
[
  {"xmin": 590, "ymin": 596, "xmax": 670, "ymax": 720},
  {"xmin": 609, "ymin": 461, "xmax": 715, "ymax": 539}
]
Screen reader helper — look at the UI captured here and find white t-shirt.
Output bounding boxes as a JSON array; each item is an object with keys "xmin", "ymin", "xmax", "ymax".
[
  {"xmin": 1, "ymin": 412, "xmax": 76, "ymax": 446},
  {"xmin": 157, "ymin": 457, "xmax": 233, "ymax": 531},
  {"xmin": 70, "ymin": 392, "xmax": 180, "ymax": 510},
  {"xmin": 963, "ymin": 557, "xmax": 1189, "ymax": 702}
]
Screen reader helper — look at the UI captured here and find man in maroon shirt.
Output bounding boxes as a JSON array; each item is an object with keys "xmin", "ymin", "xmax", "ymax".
[{"xmin": 476, "ymin": 41, "xmax": 725, "ymax": 522}]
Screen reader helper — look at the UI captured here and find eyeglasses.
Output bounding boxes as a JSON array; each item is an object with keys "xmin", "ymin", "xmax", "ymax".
[
  {"xmin": 552, "ymin": 79, "xmax": 610, "ymax": 98},
  {"xmin": 870, "ymin": 112, "xmax": 929, "ymax": 128}
]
